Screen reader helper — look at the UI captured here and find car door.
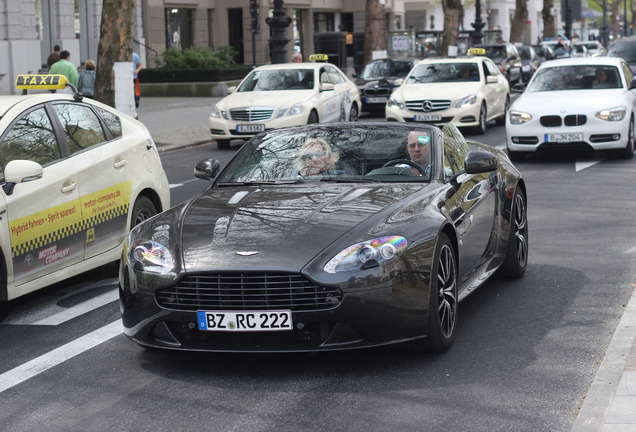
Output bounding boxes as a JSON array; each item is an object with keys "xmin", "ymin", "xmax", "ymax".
[
  {"xmin": 0, "ymin": 105, "xmax": 83, "ymax": 286},
  {"xmin": 442, "ymin": 132, "xmax": 499, "ymax": 284},
  {"xmin": 482, "ymin": 59, "xmax": 506, "ymax": 118},
  {"xmin": 317, "ymin": 66, "xmax": 343, "ymax": 123},
  {"xmin": 50, "ymin": 102, "xmax": 133, "ymax": 260}
]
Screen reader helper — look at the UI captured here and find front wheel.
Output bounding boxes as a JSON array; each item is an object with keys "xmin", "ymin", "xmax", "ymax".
[
  {"xmin": 307, "ymin": 111, "xmax": 319, "ymax": 124},
  {"xmin": 496, "ymin": 96, "xmax": 509, "ymax": 126},
  {"xmin": 408, "ymin": 233, "xmax": 457, "ymax": 352},
  {"xmin": 216, "ymin": 139, "xmax": 231, "ymax": 150},
  {"xmin": 349, "ymin": 103, "xmax": 359, "ymax": 122},
  {"xmin": 617, "ymin": 117, "xmax": 634, "ymax": 159},
  {"xmin": 498, "ymin": 187, "xmax": 528, "ymax": 278},
  {"xmin": 475, "ymin": 103, "xmax": 487, "ymax": 135},
  {"xmin": 131, "ymin": 196, "xmax": 157, "ymax": 229}
]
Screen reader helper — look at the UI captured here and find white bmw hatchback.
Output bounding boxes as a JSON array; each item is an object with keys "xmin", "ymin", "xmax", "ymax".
[
  {"xmin": 209, "ymin": 57, "xmax": 361, "ymax": 149},
  {"xmin": 506, "ymin": 57, "xmax": 636, "ymax": 160},
  {"xmin": 0, "ymin": 75, "xmax": 170, "ymax": 304}
]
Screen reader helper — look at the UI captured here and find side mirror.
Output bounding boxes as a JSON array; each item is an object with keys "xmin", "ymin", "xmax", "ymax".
[
  {"xmin": 352, "ymin": 72, "xmax": 358, "ymax": 78},
  {"xmin": 465, "ymin": 151, "xmax": 498, "ymax": 174},
  {"xmin": 194, "ymin": 159, "xmax": 221, "ymax": 181},
  {"xmin": 486, "ymin": 75, "xmax": 499, "ymax": 84},
  {"xmin": 630, "ymin": 78, "xmax": 636, "ymax": 90},
  {"xmin": 511, "ymin": 82, "xmax": 526, "ymax": 93},
  {"xmin": 227, "ymin": 86, "xmax": 236, "ymax": 95},
  {"xmin": 393, "ymin": 78, "xmax": 404, "ymax": 86},
  {"xmin": 320, "ymin": 82, "xmax": 335, "ymax": 92},
  {"xmin": 2, "ymin": 160, "xmax": 43, "ymax": 196}
]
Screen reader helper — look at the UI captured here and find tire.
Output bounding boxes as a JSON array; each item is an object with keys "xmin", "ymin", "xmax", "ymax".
[
  {"xmin": 498, "ymin": 187, "xmax": 528, "ymax": 278},
  {"xmin": 216, "ymin": 139, "xmax": 231, "ymax": 150},
  {"xmin": 496, "ymin": 96, "xmax": 509, "ymax": 126},
  {"xmin": 349, "ymin": 103, "xmax": 359, "ymax": 122},
  {"xmin": 475, "ymin": 103, "xmax": 487, "ymax": 135},
  {"xmin": 617, "ymin": 116, "xmax": 634, "ymax": 159},
  {"xmin": 408, "ymin": 233, "xmax": 458, "ymax": 352},
  {"xmin": 307, "ymin": 111, "xmax": 319, "ymax": 124},
  {"xmin": 131, "ymin": 196, "xmax": 157, "ymax": 229}
]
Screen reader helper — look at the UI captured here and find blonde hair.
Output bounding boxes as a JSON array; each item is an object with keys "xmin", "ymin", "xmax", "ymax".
[
  {"xmin": 85, "ymin": 59, "xmax": 96, "ymax": 70},
  {"xmin": 295, "ymin": 137, "xmax": 339, "ymax": 173}
]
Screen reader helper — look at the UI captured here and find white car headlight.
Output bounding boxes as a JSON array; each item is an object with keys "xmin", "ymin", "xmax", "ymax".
[
  {"xmin": 211, "ymin": 105, "xmax": 221, "ymax": 119},
  {"xmin": 324, "ymin": 236, "xmax": 407, "ymax": 273},
  {"xmin": 596, "ymin": 107, "xmax": 626, "ymax": 121},
  {"xmin": 522, "ymin": 65, "xmax": 531, "ymax": 72},
  {"xmin": 387, "ymin": 96, "xmax": 406, "ymax": 110},
  {"xmin": 453, "ymin": 94, "xmax": 477, "ymax": 108},
  {"xmin": 509, "ymin": 111, "xmax": 533, "ymax": 124},
  {"xmin": 130, "ymin": 239, "xmax": 174, "ymax": 274},
  {"xmin": 287, "ymin": 102, "xmax": 305, "ymax": 116}
]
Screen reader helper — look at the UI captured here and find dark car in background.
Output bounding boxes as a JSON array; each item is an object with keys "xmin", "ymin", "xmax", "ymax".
[
  {"xmin": 476, "ymin": 42, "xmax": 523, "ymax": 85},
  {"xmin": 354, "ymin": 58, "xmax": 416, "ymax": 113},
  {"xmin": 608, "ymin": 35, "xmax": 636, "ymax": 74},
  {"xmin": 518, "ymin": 46, "xmax": 541, "ymax": 82},
  {"xmin": 533, "ymin": 44, "xmax": 555, "ymax": 62}
]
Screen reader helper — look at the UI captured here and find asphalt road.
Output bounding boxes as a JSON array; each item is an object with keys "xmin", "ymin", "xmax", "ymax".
[{"xmin": 0, "ymin": 121, "xmax": 634, "ymax": 431}]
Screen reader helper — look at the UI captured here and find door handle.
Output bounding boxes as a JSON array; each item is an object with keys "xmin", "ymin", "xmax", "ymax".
[
  {"xmin": 114, "ymin": 160, "xmax": 127, "ymax": 169},
  {"xmin": 61, "ymin": 182, "xmax": 77, "ymax": 193}
]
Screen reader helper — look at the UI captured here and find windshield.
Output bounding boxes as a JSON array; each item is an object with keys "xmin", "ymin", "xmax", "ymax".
[
  {"xmin": 360, "ymin": 60, "xmax": 413, "ymax": 79},
  {"xmin": 238, "ymin": 69, "xmax": 315, "ymax": 91},
  {"xmin": 218, "ymin": 126, "xmax": 437, "ymax": 183},
  {"xmin": 482, "ymin": 46, "xmax": 507, "ymax": 61},
  {"xmin": 528, "ymin": 65, "xmax": 622, "ymax": 91},
  {"xmin": 406, "ymin": 62, "xmax": 480, "ymax": 83},
  {"xmin": 608, "ymin": 42, "xmax": 636, "ymax": 63},
  {"xmin": 518, "ymin": 48, "xmax": 532, "ymax": 60}
]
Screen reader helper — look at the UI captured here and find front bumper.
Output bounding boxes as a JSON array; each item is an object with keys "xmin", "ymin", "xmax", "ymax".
[
  {"xmin": 385, "ymin": 103, "xmax": 482, "ymax": 128},
  {"xmin": 506, "ymin": 115, "xmax": 630, "ymax": 153},
  {"xmin": 209, "ymin": 112, "xmax": 311, "ymax": 141}
]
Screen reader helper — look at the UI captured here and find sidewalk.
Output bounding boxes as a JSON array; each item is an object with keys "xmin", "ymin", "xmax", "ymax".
[{"xmin": 135, "ymin": 97, "xmax": 636, "ymax": 431}]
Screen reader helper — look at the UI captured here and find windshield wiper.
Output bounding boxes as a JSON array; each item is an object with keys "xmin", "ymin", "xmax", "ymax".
[
  {"xmin": 217, "ymin": 180, "xmax": 304, "ymax": 186},
  {"xmin": 319, "ymin": 177, "xmax": 380, "ymax": 183}
]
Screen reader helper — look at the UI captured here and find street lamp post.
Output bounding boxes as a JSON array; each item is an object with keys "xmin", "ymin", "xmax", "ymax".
[
  {"xmin": 471, "ymin": 0, "xmax": 486, "ymax": 45},
  {"xmin": 266, "ymin": 0, "xmax": 292, "ymax": 64}
]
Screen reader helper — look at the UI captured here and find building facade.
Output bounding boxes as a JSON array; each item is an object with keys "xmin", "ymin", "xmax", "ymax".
[{"xmin": 1, "ymin": 0, "xmax": 579, "ymax": 95}]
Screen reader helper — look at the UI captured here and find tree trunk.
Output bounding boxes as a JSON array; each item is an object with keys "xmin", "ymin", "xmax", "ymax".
[
  {"xmin": 364, "ymin": 0, "xmax": 388, "ymax": 65},
  {"xmin": 95, "ymin": 0, "xmax": 135, "ymax": 107},
  {"xmin": 611, "ymin": 0, "xmax": 622, "ymax": 38},
  {"xmin": 542, "ymin": 0, "xmax": 555, "ymax": 39},
  {"xmin": 440, "ymin": 0, "xmax": 462, "ymax": 57},
  {"xmin": 510, "ymin": 0, "xmax": 528, "ymax": 43}
]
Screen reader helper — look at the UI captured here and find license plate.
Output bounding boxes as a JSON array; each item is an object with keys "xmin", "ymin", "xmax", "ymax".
[
  {"xmin": 414, "ymin": 114, "xmax": 442, "ymax": 121},
  {"xmin": 366, "ymin": 97, "xmax": 387, "ymax": 103},
  {"xmin": 197, "ymin": 310, "xmax": 293, "ymax": 332},
  {"xmin": 236, "ymin": 124, "xmax": 265, "ymax": 133},
  {"xmin": 545, "ymin": 132, "xmax": 583, "ymax": 143}
]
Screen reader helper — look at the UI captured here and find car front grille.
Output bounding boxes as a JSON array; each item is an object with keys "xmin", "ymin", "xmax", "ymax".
[
  {"xmin": 405, "ymin": 99, "xmax": 451, "ymax": 112},
  {"xmin": 155, "ymin": 273, "xmax": 343, "ymax": 312},
  {"xmin": 363, "ymin": 88, "xmax": 391, "ymax": 96},
  {"xmin": 540, "ymin": 115, "xmax": 562, "ymax": 127},
  {"xmin": 564, "ymin": 115, "xmax": 587, "ymax": 126},
  {"xmin": 230, "ymin": 107, "xmax": 275, "ymax": 122}
]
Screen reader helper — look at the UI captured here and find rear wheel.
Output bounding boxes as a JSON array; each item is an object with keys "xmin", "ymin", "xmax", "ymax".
[
  {"xmin": 408, "ymin": 233, "xmax": 457, "ymax": 352},
  {"xmin": 216, "ymin": 139, "xmax": 231, "ymax": 150},
  {"xmin": 131, "ymin": 196, "xmax": 157, "ymax": 229},
  {"xmin": 617, "ymin": 117, "xmax": 634, "ymax": 159},
  {"xmin": 498, "ymin": 187, "xmax": 528, "ymax": 278}
]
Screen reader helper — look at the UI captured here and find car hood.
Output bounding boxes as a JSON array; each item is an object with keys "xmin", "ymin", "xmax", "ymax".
[
  {"xmin": 179, "ymin": 184, "xmax": 425, "ymax": 272},
  {"xmin": 219, "ymin": 90, "xmax": 315, "ymax": 109},
  {"xmin": 393, "ymin": 82, "xmax": 482, "ymax": 99},
  {"xmin": 512, "ymin": 90, "xmax": 627, "ymax": 112}
]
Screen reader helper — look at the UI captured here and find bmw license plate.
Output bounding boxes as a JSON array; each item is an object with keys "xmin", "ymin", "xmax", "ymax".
[
  {"xmin": 414, "ymin": 114, "xmax": 442, "ymax": 121},
  {"xmin": 545, "ymin": 132, "xmax": 583, "ymax": 143},
  {"xmin": 236, "ymin": 124, "xmax": 265, "ymax": 133},
  {"xmin": 366, "ymin": 97, "xmax": 387, "ymax": 103},
  {"xmin": 197, "ymin": 310, "xmax": 293, "ymax": 332}
]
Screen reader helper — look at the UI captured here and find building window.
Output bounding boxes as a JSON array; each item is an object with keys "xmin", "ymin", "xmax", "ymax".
[
  {"xmin": 165, "ymin": 8, "xmax": 194, "ymax": 50},
  {"xmin": 314, "ymin": 12, "xmax": 334, "ymax": 32}
]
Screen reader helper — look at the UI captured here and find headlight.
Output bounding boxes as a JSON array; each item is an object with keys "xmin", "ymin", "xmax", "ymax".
[
  {"xmin": 324, "ymin": 236, "xmax": 407, "ymax": 273},
  {"xmin": 211, "ymin": 105, "xmax": 221, "ymax": 118},
  {"xmin": 287, "ymin": 102, "xmax": 305, "ymax": 116},
  {"xmin": 522, "ymin": 65, "xmax": 530, "ymax": 72},
  {"xmin": 127, "ymin": 224, "xmax": 175, "ymax": 276},
  {"xmin": 509, "ymin": 111, "xmax": 533, "ymax": 124},
  {"xmin": 596, "ymin": 107, "xmax": 626, "ymax": 121},
  {"xmin": 453, "ymin": 94, "xmax": 477, "ymax": 108},
  {"xmin": 387, "ymin": 96, "xmax": 406, "ymax": 110}
]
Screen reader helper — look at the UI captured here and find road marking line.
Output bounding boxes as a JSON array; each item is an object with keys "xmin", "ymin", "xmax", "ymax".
[
  {"xmin": 169, "ymin": 183, "xmax": 182, "ymax": 189},
  {"xmin": 496, "ymin": 143, "xmax": 506, "ymax": 150},
  {"xmin": 0, "ymin": 320, "xmax": 123, "ymax": 394},
  {"xmin": 575, "ymin": 159, "xmax": 604, "ymax": 172},
  {"xmin": 32, "ymin": 290, "xmax": 119, "ymax": 326}
]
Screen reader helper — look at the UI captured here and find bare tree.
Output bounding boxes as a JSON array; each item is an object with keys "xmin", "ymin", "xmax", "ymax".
[
  {"xmin": 364, "ymin": 0, "xmax": 388, "ymax": 64},
  {"xmin": 94, "ymin": 0, "xmax": 135, "ymax": 107},
  {"xmin": 542, "ymin": 0, "xmax": 555, "ymax": 39},
  {"xmin": 440, "ymin": 0, "xmax": 463, "ymax": 57},
  {"xmin": 510, "ymin": 0, "xmax": 529, "ymax": 43}
]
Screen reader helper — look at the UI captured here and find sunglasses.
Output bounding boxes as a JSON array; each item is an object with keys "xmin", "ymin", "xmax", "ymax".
[{"xmin": 301, "ymin": 151, "xmax": 327, "ymax": 161}]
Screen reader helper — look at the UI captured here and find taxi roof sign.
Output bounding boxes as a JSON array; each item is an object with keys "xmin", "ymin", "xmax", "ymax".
[
  {"xmin": 467, "ymin": 48, "xmax": 486, "ymax": 56},
  {"xmin": 309, "ymin": 54, "xmax": 329, "ymax": 62},
  {"xmin": 15, "ymin": 74, "xmax": 69, "ymax": 91}
]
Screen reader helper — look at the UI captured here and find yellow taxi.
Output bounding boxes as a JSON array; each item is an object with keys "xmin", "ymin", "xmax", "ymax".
[
  {"xmin": 386, "ymin": 50, "xmax": 510, "ymax": 134},
  {"xmin": 209, "ymin": 54, "xmax": 361, "ymax": 149},
  {"xmin": 0, "ymin": 75, "xmax": 170, "ymax": 304}
]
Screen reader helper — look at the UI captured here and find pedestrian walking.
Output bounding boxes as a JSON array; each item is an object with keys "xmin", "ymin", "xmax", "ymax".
[
  {"xmin": 133, "ymin": 52, "xmax": 143, "ymax": 108},
  {"xmin": 48, "ymin": 50, "xmax": 79, "ymax": 92},
  {"xmin": 77, "ymin": 59, "xmax": 96, "ymax": 98},
  {"xmin": 47, "ymin": 45, "xmax": 61, "ymax": 68}
]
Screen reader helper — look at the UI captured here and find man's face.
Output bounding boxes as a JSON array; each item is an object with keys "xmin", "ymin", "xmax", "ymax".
[{"xmin": 407, "ymin": 133, "xmax": 431, "ymax": 166}]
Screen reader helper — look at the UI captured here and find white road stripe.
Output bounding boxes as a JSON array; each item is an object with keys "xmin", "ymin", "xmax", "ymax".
[
  {"xmin": 0, "ymin": 320, "xmax": 123, "ymax": 394},
  {"xmin": 496, "ymin": 143, "xmax": 506, "ymax": 150},
  {"xmin": 169, "ymin": 183, "xmax": 182, "ymax": 189},
  {"xmin": 575, "ymin": 159, "xmax": 604, "ymax": 172},
  {"xmin": 31, "ymin": 290, "xmax": 119, "ymax": 326}
]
